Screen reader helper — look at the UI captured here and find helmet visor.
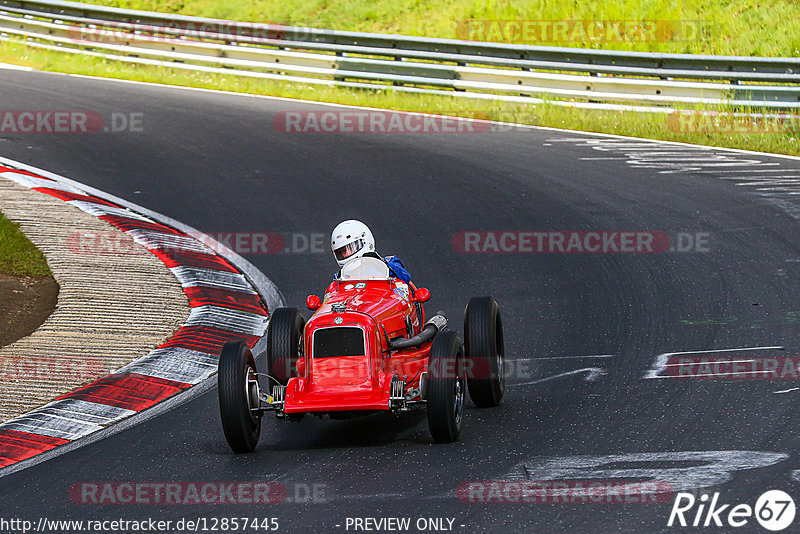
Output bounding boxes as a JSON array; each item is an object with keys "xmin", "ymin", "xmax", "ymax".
[{"xmin": 334, "ymin": 239, "xmax": 364, "ymax": 261}]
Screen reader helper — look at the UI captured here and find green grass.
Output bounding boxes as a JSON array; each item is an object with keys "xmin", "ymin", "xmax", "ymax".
[
  {"xmin": 0, "ymin": 210, "xmax": 52, "ymax": 277},
  {"xmin": 91, "ymin": 0, "xmax": 800, "ymax": 56},
  {"xmin": 3, "ymin": 41, "xmax": 799, "ymax": 156}
]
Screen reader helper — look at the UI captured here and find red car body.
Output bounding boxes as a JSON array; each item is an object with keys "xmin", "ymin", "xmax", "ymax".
[
  {"xmin": 218, "ymin": 255, "xmax": 503, "ymax": 452},
  {"xmin": 283, "ymin": 278, "xmax": 429, "ymax": 415}
]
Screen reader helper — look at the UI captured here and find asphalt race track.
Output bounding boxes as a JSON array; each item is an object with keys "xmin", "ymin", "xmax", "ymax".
[{"xmin": 3, "ymin": 69, "xmax": 800, "ymax": 533}]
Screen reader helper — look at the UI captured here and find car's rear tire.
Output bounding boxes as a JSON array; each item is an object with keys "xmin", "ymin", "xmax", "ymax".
[
  {"xmin": 267, "ymin": 308, "xmax": 305, "ymax": 386},
  {"xmin": 427, "ymin": 330, "xmax": 466, "ymax": 443},
  {"xmin": 218, "ymin": 341, "xmax": 261, "ymax": 453},
  {"xmin": 464, "ymin": 296, "xmax": 505, "ymax": 408}
]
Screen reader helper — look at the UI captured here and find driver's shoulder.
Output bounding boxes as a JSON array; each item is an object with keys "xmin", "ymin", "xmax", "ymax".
[{"xmin": 363, "ymin": 251, "xmax": 384, "ymax": 261}]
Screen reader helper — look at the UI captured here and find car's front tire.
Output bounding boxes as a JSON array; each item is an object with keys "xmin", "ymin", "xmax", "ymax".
[
  {"xmin": 218, "ymin": 341, "xmax": 261, "ymax": 453},
  {"xmin": 427, "ymin": 330, "xmax": 466, "ymax": 443}
]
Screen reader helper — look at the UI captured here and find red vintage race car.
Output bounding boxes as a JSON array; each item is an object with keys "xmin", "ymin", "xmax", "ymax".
[{"xmin": 217, "ymin": 257, "xmax": 505, "ymax": 453}]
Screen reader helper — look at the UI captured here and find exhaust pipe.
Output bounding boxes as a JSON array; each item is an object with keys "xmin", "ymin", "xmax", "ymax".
[{"xmin": 389, "ymin": 313, "xmax": 447, "ymax": 351}]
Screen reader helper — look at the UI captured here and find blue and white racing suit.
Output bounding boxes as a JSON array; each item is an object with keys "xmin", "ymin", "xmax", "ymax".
[
  {"xmin": 334, "ymin": 252, "xmax": 412, "ymax": 283},
  {"xmin": 383, "ymin": 255, "xmax": 411, "ymax": 283}
]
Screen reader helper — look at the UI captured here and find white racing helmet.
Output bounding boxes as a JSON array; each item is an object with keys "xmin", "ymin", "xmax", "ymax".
[{"xmin": 331, "ymin": 220, "xmax": 375, "ymax": 267}]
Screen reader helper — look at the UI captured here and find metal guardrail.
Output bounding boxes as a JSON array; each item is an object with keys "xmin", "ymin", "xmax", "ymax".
[{"xmin": 1, "ymin": 0, "xmax": 799, "ymax": 109}]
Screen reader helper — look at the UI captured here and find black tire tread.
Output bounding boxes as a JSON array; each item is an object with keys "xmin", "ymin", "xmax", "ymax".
[
  {"xmin": 427, "ymin": 330, "xmax": 465, "ymax": 443},
  {"xmin": 267, "ymin": 308, "xmax": 305, "ymax": 385},
  {"xmin": 218, "ymin": 341, "xmax": 260, "ymax": 453},
  {"xmin": 465, "ymin": 296, "xmax": 505, "ymax": 408}
]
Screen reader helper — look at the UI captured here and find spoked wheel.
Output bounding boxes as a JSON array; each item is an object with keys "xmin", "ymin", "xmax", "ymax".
[
  {"xmin": 464, "ymin": 296, "xmax": 505, "ymax": 408},
  {"xmin": 218, "ymin": 341, "xmax": 261, "ymax": 453},
  {"xmin": 427, "ymin": 330, "xmax": 466, "ymax": 443},
  {"xmin": 266, "ymin": 308, "xmax": 305, "ymax": 386}
]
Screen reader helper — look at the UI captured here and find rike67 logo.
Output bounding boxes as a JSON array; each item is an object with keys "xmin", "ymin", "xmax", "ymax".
[{"xmin": 668, "ymin": 490, "xmax": 795, "ymax": 531}]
